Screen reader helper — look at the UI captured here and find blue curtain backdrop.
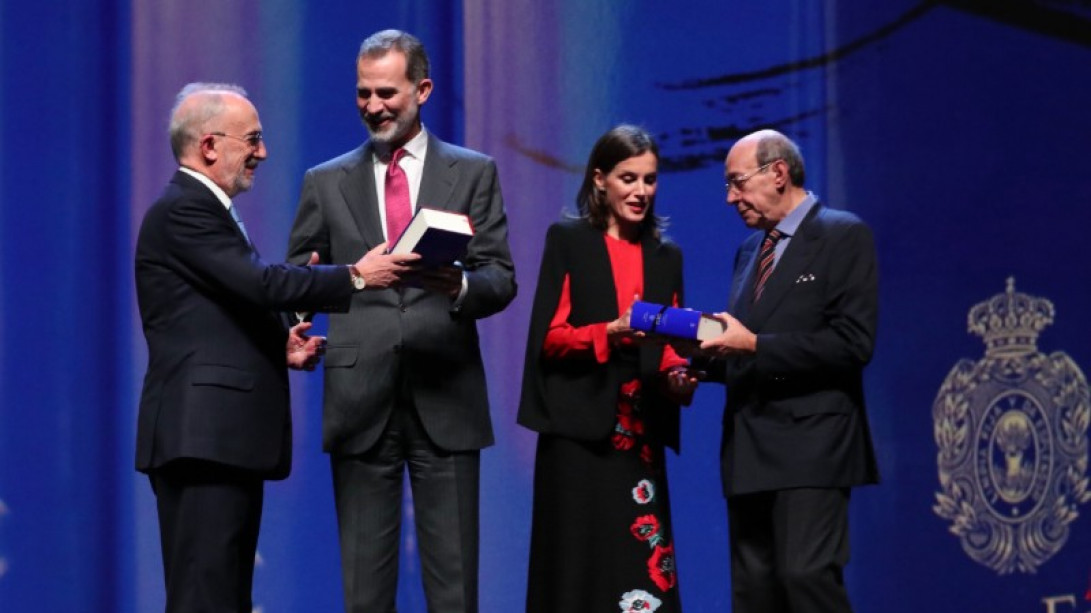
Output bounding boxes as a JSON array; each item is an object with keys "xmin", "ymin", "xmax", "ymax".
[{"xmin": 3, "ymin": 1, "xmax": 1091, "ymax": 611}]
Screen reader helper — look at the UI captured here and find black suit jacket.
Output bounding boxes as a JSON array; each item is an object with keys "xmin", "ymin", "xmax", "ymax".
[
  {"xmin": 714, "ymin": 202, "xmax": 879, "ymax": 496},
  {"xmin": 135, "ymin": 171, "xmax": 353, "ymax": 479},
  {"xmin": 517, "ymin": 219, "xmax": 685, "ymax": 450},
  {"xmin": 286, "ymin": 132, "xmax": 516, "ymax": 455}
]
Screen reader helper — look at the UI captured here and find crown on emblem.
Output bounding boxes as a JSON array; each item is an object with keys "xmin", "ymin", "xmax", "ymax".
[{"xmin": 967, "ymin": 277, "xmax": 1054, "ymax": 356}]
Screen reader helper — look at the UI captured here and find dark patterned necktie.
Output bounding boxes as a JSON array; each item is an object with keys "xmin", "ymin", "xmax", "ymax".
[
  {"xmin": 752, "ymin": 228, "xmax": 784, "ymax": 303},
  {"xmin": 384, "ymin": 148, "xmax": 412, "ymax": 244}
]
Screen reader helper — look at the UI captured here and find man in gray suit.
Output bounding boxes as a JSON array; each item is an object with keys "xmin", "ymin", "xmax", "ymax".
[{"xmin": 286, "ymin": 30, "xmax": 516, "ymax": 613}]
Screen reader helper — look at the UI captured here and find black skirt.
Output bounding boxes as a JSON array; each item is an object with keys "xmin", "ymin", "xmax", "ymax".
[{"xmin": 526, "ymin": 379, "xmax": 682, "ymax": 613}]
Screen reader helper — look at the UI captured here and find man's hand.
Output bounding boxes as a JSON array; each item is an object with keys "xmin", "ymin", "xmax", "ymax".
[
  {"xmin": 352, "ymin": 242, "xmax": 422, "ymax": 289},
  {"xmin": 287, "ymin": 321, "xmax": 326, "ymax": 371},
  {"xmin": 409, "ymin": 264, "xmax": 463, "ymax": 297},
  {"xmin": 698, "ymin": 312, "xmax": 757, "ymax": 357}
]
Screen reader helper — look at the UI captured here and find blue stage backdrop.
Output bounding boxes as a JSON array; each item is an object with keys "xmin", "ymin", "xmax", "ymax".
[{"xmin": 2, "ymin": 1, "xmax": 1090, "ymax": 611}]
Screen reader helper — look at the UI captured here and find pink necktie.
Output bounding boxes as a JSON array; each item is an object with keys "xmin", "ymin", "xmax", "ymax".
[{"xmin": 385, "ymin": 148, "xmax": 412, "ymax": 244}]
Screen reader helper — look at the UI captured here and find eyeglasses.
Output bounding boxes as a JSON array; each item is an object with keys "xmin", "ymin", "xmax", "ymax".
[
  {"xmin": 208, "ymin": 131, "xmax": 263, "ymax": 148},
  {"xmin": 725, "ymin": 160, "xmax": 778, "ymax": 192}
]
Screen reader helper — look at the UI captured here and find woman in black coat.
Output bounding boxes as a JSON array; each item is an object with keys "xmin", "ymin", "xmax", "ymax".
[{"xmin": 518, "ymin": 125, "xmax": 698, "ymax": 613}]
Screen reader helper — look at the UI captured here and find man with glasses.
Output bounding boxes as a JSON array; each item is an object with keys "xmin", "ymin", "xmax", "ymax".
[
  {"xmin": 135, "ymin": 82, "xmax": 374, "ymax": 612},
  {"xmin": 695, "ymin": 129, "xmax": 879, "ymax": 613},
  {"xmin": 287, "ymin": 30, "xmax": 515, "ymax": 613}
]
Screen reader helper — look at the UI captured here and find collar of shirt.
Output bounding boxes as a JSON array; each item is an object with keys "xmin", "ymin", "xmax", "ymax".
[
  {"xmin": 179, "ymin": 166, "xmax": 232, "ymax": 211},
  {"xmin": 771, "ymin": 191, "xmax": 817, "ymax": 263},
  {"xmin": 372, "ymin": 128, "xmax": 429, "ymax": 240}
]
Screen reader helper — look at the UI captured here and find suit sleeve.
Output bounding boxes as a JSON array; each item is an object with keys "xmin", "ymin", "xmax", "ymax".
[
  {"xmin": 166, "ymin": 194, "xmax": 350, "ymax": 313},
  {"xmin": 457, "ymin": 159, "xmax": 517, "ymax": 319},
  {"xmin": 286, "ymin": 169, "xmax": 332, "ymax": 266},
  {"xmin": 754, "ymin": 220, "xmax": 878, "ymax": 379}
]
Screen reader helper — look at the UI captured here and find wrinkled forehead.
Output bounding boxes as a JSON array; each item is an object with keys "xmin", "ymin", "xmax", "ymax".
[{"xmin": 724, "ymin": 140, "xmax": 758, "ymax": 174}]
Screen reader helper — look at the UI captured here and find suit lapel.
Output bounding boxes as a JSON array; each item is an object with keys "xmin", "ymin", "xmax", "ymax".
[
  {"xmin": 747, "ymin": 204, "xmax": 825, "ymax": 328},
  {"xmin": 729, "ymin": 235, "xmax": 761, "ymax": 320},
  {"xmin": 417, "ymin": 134, "xmax": 458, "ymax": 212},
  {"xmin": 174, "ymin": 171, "xmax": 258, "ymax": 254},
  {"xmin": 339, "ymin": 145, "xmax": 386, "ymax": 248}
]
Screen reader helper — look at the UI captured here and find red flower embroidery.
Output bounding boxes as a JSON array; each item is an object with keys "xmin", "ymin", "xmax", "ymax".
[
  {"xmin": 640, "ymin": 444, "xmax": 654, "ymax": 466},
  {"xmin": 613, "ymin": 413, "xmax": 637, "ymax": 450},
  {"xmin": 647, "ymin": 543, "xmax": 677, "ymax": 592},
  {"xmin": 630, "ymin": 514, "xmax": 661, "ymax": 542}
]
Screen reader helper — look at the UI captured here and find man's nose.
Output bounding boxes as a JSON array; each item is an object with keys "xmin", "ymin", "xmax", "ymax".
[{"xmin": 365, "ymin": 98, "xmax": 385, "ymax": 115}]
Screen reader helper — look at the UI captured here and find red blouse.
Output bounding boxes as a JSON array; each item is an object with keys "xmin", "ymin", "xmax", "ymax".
[{"xmin": 542, "ymin": 233, "xmax": 686, "ymax": 371}]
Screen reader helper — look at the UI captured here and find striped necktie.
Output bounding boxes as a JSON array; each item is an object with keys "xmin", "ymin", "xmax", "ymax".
[{"xmin": 752, "ymin": 229, "xmax": 783, "ymax": 303}]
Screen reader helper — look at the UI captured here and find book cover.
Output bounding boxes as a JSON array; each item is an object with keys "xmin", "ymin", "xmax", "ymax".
[
  {"xmin": 630, "ymin": 300, "xmax": 725, "ymax": 341},
  {"xmin": 388, "ymin": 207, "xmax": 474, "ymax": 267}
]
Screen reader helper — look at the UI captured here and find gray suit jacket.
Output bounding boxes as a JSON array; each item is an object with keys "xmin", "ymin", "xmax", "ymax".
[{"xmin": 287, "ymin": 132, "xmax": 516, "ymax": 456}]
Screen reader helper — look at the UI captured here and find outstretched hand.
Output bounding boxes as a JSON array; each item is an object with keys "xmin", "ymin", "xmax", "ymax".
[
  {"xmin": 287, "ymin": 321, "xmax": 327, "ymax": 371},
  {"xmin": 352, "ymin": 242, "xmax": 422, "ymax": 289}
]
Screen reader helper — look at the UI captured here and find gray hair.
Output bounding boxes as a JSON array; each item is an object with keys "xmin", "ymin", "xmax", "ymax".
[
  {"xmin": 753, "ymin": 130, "xmax": 806, "ymax": 187},
  {"xmin": 358, "ymin": 29, "xmax": 430, "ymax": 83},
  {"xmin": 168, "ymin": 82, "xmax": 248, "ymax": 161}
]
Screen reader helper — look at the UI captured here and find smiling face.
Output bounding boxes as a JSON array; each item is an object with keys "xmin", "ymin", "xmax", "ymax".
[
  {"xmin": 594, "ymin": 150, "xmax": 658, "ymax": 240},
  {"xmin": 204, "ymin": 94, "xmax": 267, "ymax": 197},
  {"xmin": 356, "ymin": 50, "xmax": 432, "ymax": 149}
]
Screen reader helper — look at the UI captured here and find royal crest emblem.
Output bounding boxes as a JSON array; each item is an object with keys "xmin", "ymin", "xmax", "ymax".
[{"xmin": 933, "ymin": 278, "xmax": 1090, "ymax": 574}]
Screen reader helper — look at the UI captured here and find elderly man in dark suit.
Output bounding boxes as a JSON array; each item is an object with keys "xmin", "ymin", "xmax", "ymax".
[
  {"xmin": 135, "ymin": 83, "xmax": 377, "ymax": 612},
  {"xmin": 286, "ymin": 30, "xmax": 516, "ymax": 613},
  {"xmin": 697, "ymin": 130, "xmax": 879, "ymax": 613}
]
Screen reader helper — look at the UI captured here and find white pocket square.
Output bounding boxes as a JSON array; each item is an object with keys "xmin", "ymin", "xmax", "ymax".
[{"xmin": 795, "ymin": 273, "xmax": 816, "ymax": 284}]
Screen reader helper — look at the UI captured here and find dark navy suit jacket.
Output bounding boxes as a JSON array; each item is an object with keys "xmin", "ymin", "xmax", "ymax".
[
  {"xmin": 715, "ymin": 202, "xmax": 880, "ymax": 496},
  {"xmin": 135, "ymin": 171, "xmax": 353, "ymax": 479}
]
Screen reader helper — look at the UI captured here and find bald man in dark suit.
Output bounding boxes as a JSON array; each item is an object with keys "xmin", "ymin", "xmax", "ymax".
[
  {"xmin": 697, "ymin": 130, "xmax": 879, "ymax": 613},
  {"xmin": 136, "ymin": 82, "xmax": 373, "ymax": 613}
]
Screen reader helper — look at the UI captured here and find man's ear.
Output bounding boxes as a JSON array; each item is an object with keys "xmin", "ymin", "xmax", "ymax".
[
  {"xmin": 771, "ymin": 159, "xmax": 789, "ymax": 188},
  {"xmin": 198, "ymin": 134, "xmax": 219, "ymax": 163},
  {"xmin": 415, "ymin": 78, "xmax": 434, "ymax": 106}
]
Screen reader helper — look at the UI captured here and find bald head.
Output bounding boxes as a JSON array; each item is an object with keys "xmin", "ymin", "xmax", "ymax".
[
  {"xmin": 168, "ymin": 83, "xmax": 249, "ymax": 161},
  {"xmin": 724, "ymin": 130, "xmax": 808, "ymax": 230},
  {"xmin": 735, "ymin": 129, "xmax": 806, "ymax": 187},
  {"xmin": 168, "ymin": 82, "xmax": 266, "ymax": 197}
]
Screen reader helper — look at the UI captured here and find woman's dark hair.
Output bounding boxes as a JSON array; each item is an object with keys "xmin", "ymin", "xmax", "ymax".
[{"xmin": 575, "ymin": 124, "xmax": 666, "ymax": 238}]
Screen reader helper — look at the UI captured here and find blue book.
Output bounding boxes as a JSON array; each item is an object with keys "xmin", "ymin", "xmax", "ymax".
[
  {"xmin": 388, "ymin": 207, "xmax": 474, "ymax": 267},
  {"xmin": 630, "ymin": 300, "xmax": 725, "ymax": 341}
]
